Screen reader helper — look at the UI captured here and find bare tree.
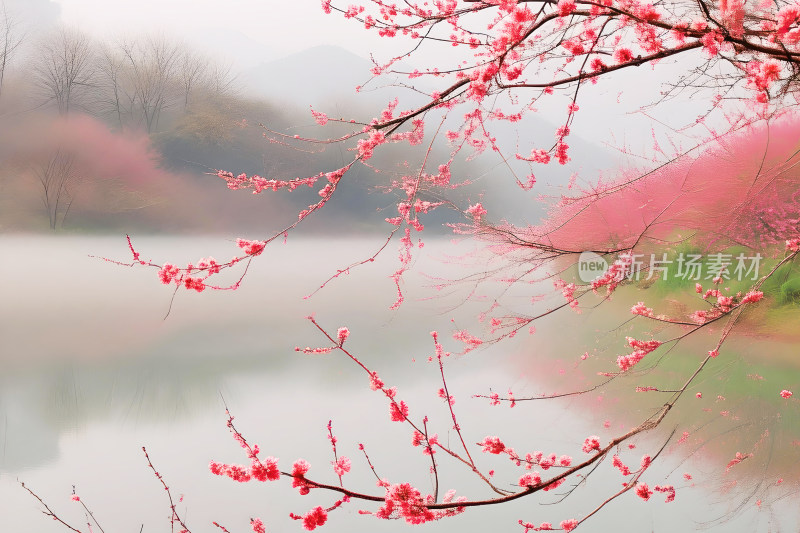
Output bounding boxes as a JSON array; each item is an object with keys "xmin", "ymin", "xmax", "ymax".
[
  {"xmin": 93, "ymin": 44, "xmax": 136, "ymax": 130},
  {"xmin": 201, "ymin": 61, "xmax": 235, "ymax": 99},
  {"xmin": 177, "ymin": 48, "xmax": 207, "ymax": 110},
  {"xmin": 32, "ymin": 27, "xmax": 95, "ymax": 114},
  {"xmin": 35, "ymin": 148, "xmax": 77, "ymax": 230},
  {"xmin": 0, "ymin": 1, "xmax": 23, "ymax": 98},
  {"xmin": 92, "ymin": 37, "xmax": 235, "ymax": 132},
  {"xmin": 120, "ymin": 36, "xmax": 179, "ymax": 133}
]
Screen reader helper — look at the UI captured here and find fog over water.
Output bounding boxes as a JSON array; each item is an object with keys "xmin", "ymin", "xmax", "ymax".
[{"xmin": 0, "ymin": 236, "xmax": 797, "ymax": 532}]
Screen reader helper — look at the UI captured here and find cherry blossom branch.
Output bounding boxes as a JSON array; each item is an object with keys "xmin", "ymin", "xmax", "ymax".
[
  {"xmin": 142, "ymin": 446, "xmax": 192, "ymax": 533},
  {"xmin": 432, "ymin": 331, "xmax": 475, "ymax": 466},
  {"xmin": 303, "ymin": 317, "xmax": 509, "ymax": 495},
  {"xmin": 421, "ymin": 417, "xmax": 440, "ymax": 502},
  {"xmin": 19, "ymin": 482, "xmax": 84, "ymax": 533}
]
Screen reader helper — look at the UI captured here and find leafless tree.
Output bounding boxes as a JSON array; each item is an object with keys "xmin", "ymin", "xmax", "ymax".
[
  {"xmin": 32, "ymin": 27, "xmax": 95, "ymax": 115},
  {"xmin": 120, "ymin": 35, "xmax": 180, "ymax": 133},
  {"xmin": 92, "ymin": 36, "xmax": 236, "ymax": 132},
  {"xmin": 35, "ymin": 148, "xmax": 77, "ymax": 230},
  {"xmin": 201, "ymin": 61, "xmax": 236, "ymax": 99},
  {"xmin": 93, "ymin": 44, "xmax": 136, "ymax": 129},
  {"xmin": 177, "ymin": 48, "xmax": 207, "ymax": 110},
  {"xmin": 0, "ymin": 1, "xmax": 23, "ymax": 98}
]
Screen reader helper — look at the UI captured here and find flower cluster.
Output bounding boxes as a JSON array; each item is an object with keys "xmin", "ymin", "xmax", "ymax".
[
  {"xmin": 582, "ymin": 436, "xmax": 601, "ymax": 453},
  {"xmin": 616, "ymin": 337, "xmax": 662, "ymax": 372},
  {"xmin": 209, "ymin": 457, "xmax": 280, "ymax": 483},
  {"xmin": 374, "ymin": 483, "xmax": 465, "ymax": 524}
]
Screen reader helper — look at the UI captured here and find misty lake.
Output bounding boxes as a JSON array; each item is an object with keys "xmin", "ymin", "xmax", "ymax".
[{"xmin": 1, "ymin": 235, "xmax": 797, "ymax": 532}]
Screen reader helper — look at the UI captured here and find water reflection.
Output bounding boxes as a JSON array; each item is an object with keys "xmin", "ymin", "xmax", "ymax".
[{"xmin": 0, "ymin": 236, "xmax": 797, "ymax": 532}]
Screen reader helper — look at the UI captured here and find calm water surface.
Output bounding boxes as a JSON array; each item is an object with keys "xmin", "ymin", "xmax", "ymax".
[{"xmin": 0, "ymin": 236, "xmax": 797, "ymax": 532}]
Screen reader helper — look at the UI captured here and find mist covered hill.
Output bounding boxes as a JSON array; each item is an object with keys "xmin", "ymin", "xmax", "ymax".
[{"xmin": 0, "ymin": 33, "xmax": 618, "ymax": 235}]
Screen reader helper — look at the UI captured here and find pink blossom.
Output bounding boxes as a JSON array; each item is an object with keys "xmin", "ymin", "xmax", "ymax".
[
  {"xmin": 481, "ymin": 436, "xmax": 506, "ymax": 454},
  {"xmin": 337, "ymin": 327, "xmax": 350, "ymax": 344},
  {"xmin": 357, "ymin": 129, "xmax": 386, "ymax": 160},
  {"xmin": 630, "ymin": 302, "xmax": 654, "ymax": 317},
  {"xmin": 292, "ymin": 460, "xmax": 311, "ymax": 495},
  {"xmin": 158, "ymin": 263, "xmax": 180, "ymax": 285},
  {"xmin": 560, "ymin": 518, "xmax": 579, "ymax": 532},
  {"xmin": 333, "ymin": 456, "xmax": 351, "ymax": 476},
  {"xmin": 209, "ymin": 461, "xmax": 252, "ymax": 482},
  {"xmin": 746, "ymin": 61, "xmax": 781, "ymax": 102},
  {"xmin": 183, "ymin": 276, "xmax": 205, "ymax": 292},
  {"xmin": 557, "ymin": 0, "xmax": 577, "ymax": 16},
  {"xmin": 539, "ymin": 453, "xmax": 556, "ymax": 470},
  {"xmin": 636, "ymin": 482, "xmax": 653, "ymax": 501},
  {"xmin": 780, "ymin": 389, "xmax": 793, "ymax": 399},
  {"xmin": 466, "ymin": 203, "xmax": 487, "ymax": 220},
  {"xmin": 777, "ymin": 4, "xmax": 800, "ymax": 36},
  {"xmin": 554, "ymin": 278, "xmax": 579, "ymax": 310},
  {"xmin": 518, "ymin": 472, "xmax": 542, "ymax": 487},
  {"xmin": 614, "ymin": 48, "xmax": 634, "ymax": 63},
  {"xmin": 554, "ymin": 141, "xmax": 570, "ymax": 165},
  {"xmin": 453, "ymin": 329, "xmax": 483, "ymax": 350},
  {"xmin": 310, "ymin": 108, "xmax": 329, "ymax": 126},
  {"xmin": 369, "ymin": 372, "xmax": 384, "ymax": 391},
  {"xmin": 196, "ymin": 257, "xmax": 220, "ymax": 274},
  {"xmin": 251, "ymin": 518, "xmax": 266, "ymax": 533},
  {"xmin": 590, "ymin": 57, "xmax": 607, "ymax": 71},
  {"xmin": 654, "ymin": 484, "xmax": 676, "ymax": 503},
  {"xmin": 582, "ymin": 435, "xmax": 601, "ymax": 453},
  {"xmin": 251, "ymin": 457, "xmax": 280, "ymax": 482},
  {"xmin": 422, "ymin": 434, "xmax": 439, "ymax": 455},
  {"xmin": 591, "ymin": 253, "xmax": 633, "ymax": 295},
  {"xmin": 726, "ymin": 451, "xmax": 753, "ymax": 471},
  {"xmin": 438, "ymin": 388, "xmax": 455, "ymax": 406},
  {"xmin": 612, "ymin": 454, "xmax": 631, "ymax": 475},
  {"xmin": 377, "ymin": 483, "xmax": 437, "ymax": 524},
  {"xmin": 236, "ymin": 238, "xmax": 267, "ymax": 256},
  {"xmin": 740, "ymin": 291, "xmax": 764, "ymax": 304},
  {"xmin": 717, "ymin": 295, "xmax": 734, "ymax": 308},
  {"xmin": 640, "ymin": 455, "xmax": 652, "ymax": 469},
  {"xmin": 542, "ymin": 477, "xmax": 566, "ymax": 491},
  {"xmin": 302, "ymin": 506, "xmax": 328, "ymax": 531},
  {"xmin": 719, "ymin": 0, "xmax": 744, "ymax": 37},
  {"xmin": 390, "ymin": 400, "xmax": 409, "ymax": 421},
  {"xmin": 525, "ymin": 149, "xmax": 551, "ymax": 164},
  {"xmin": 701, "ymin": 31, "xmax": 724, "ymax": 56},
  {"xmin": 617, "ymin": 337, "xmax": 661, "ymax": 371}
]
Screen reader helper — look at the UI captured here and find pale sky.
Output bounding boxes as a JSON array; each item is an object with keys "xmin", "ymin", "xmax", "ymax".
[
  {"xmin": 51, "ymin": 0, "xmax": 400, "ymax": 59},
  {"xmin": 7, "ymin": 0, "xmax": 715, "ymax": 152}
]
